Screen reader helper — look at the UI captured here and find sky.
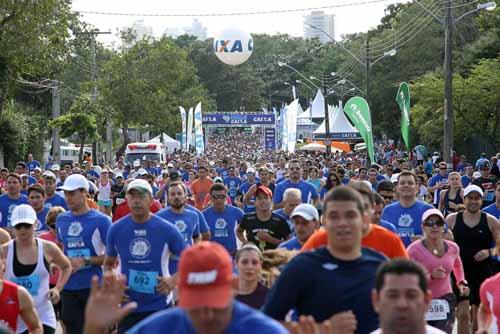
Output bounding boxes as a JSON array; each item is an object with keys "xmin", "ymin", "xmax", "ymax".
[{"xmin": 71, "ymin": 0, "xmax": 404, "ymax": 46}]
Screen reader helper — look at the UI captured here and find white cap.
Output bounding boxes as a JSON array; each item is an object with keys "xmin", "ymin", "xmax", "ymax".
[
  {"xmin": 51, "ymin": 164, "xmax": 60, "ymax": 171},
  {"xmin": 42, "ymin": 171, "xmax": 56, "ymax": 180},
  {"xmin": 246, "ymin": 167, "xmax": 256, "ymax": 174},
  {"xmin": 464, "ymin": 184, "xmax": 483, "ymax": 198},
  {"xmin": 115, "ymin": 172, "xmax": 124, "ymax": 179},
  {"xmin": 137, "ymin": 169, "xmax": 149, "ymax": 176},
  {"xmin": 473, "ymin": 171, "xmax": 481, "ymax": 179},
  {"xmin": 209, "ymin": 161, "xmax": 215, "ymax": 167},
  {"xmin": 422, "ymin": 208, "xmax": 444, "ymax": 222},
  {"xmin": 58, "ymin": 174, "xmax": 90, "ymax": 192},
  {"xmin": 34, "ymin": 167, "xmax": 42, "ymax": 172},
  {"xmin": 391, "ymin": 173, "xmax": 400, "ymax": 183},
  {"xmin": 291, "ymin": 204, "xmax": 319, "ymax": 221},
  {"xmin": 167, "ymin": 162, "xmax": 174, "ymax": 168},
  {"xmin": 127, "ymin": 179, "xmax": 152, "ymax": 195},
  {"xmin": 11, "ymin": 204, "xmax": 37, "ymax": 226},
  {"xmin": 133, "ymin": 159, "xmax": 141, "ymax": 167}
]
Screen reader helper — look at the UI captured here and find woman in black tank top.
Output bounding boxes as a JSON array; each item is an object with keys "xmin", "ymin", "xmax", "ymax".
[{"xmin": 439, "ymin": 172, "xmax": 464, "ymax": 216}]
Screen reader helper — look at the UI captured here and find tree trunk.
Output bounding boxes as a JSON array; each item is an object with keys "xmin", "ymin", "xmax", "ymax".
[{"xmin": 115, "ymin": 124, "xmax": 130, "ymax": 161}]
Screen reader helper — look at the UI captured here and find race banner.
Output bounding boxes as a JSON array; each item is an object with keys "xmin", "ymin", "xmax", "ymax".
[
  {"xmin": 264, "ymin": 128, "xmax": 276, "ymax": 151},
  {"xmin": 286, "ymin": 99, "xmax": 299, "ymax": 154},
  {"xmin": 344, "ymin": 96, "xmax": 375, "ymax": 163},
  {"xmin": 179, "ymin": 106, "xmax": 187, "ymax": 150},
  {"xmin": 186, "ymin": 107, "xmax": 194, "ymax": 151},
  {"xmin": 202, "ymin": 113, "xmax": 275, "ymax": 125},
  {"xmin": 281, "ymin": 105, "xmax": 288, "ymax": 151},
  {"xmin": 194, "ymin": 102, "xmax": 204, "ymax": 155},
  {"xmin": 396, "ymin": 82, "xmax": 411, "ymax": 149}
]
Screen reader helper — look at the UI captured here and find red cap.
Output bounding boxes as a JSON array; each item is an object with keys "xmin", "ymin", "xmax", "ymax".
[
  {"xmin": 255, "ymin": 185, "xmax": 273, "ymax": 198},
  {"xmin": 178, "ymin": 242, "xmax": 234, "ymax": 309}
]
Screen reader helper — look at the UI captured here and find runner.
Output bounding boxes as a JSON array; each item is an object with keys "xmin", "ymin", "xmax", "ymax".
[
  {"xmin": 438, "ymin": 172, "xmax": 464, "ymax": 216},
  {"xmin": 272, "ymin": 188, "xmax": 302, "ymax": 232},
  {"xmin": 474, "ymin": 160, "xmax": 499, "ymax": 208},
  {"xmin": 26, "ymin": 185, "xmax": 50, "ymax": 233},
  {"xmin": 202, "ymin": 183, "xmax": 244, "ymax": 256},
  {"xmin": 445, "ymin": 184, "xmax": 500, "ymax": 332},
  {"xmin": 104, "ymin": 179, "xmax": 186, "ymax": 333},
  {"xmin": 1, "ymin": 204, "xmax": 71, "ymax": 334},
  {"xmin": 263, "ymin": 186, "xmax": 387, "ymax": 334},
  {"xmin": 236, "ymin": 167, "xmax": 258, "ymax": 213},
  {"xmin": 407, "ymin": 208, "xmax": 469, "ymax": 333},
  {"xmin": 236, "ymin": 186, "xmax": 291, "ymax": 251},
  {"xmin": 223, "ymin": 166, "xmax": 241, "ymax": 204},
  {"xmin": 97, "ymin": 169, "xmax": 113, "ymax": 216},
  {"xmin": 483, "ymin": 180, "xmax": 500, "ymax": 219},
  {"xmin": 371, "ymin": 259, "xmax": 446, "ymax": 334},
  {"xmin": 0, "ymin": 174, "xmax": 28, "ymax": 230},
  {"xmin": 477, "ymin": 272, "xmax": 500, "ymax": 334},
  {"xmin": 278, "ymin": 204, "xmax": 319, "ymax": 250},
  {"xmin": 273, "ymin": 159, "xmax": 319, "ymax": 208},
  {"xmin": 42, "ymin": 171, "xmax": 67, "ymax": 210},
  {"xmin": 234, "ymin": 244, "xmax": 269, "ymax": 309},
  {"xmin": 56, "ymin": 174, "xmax": 112, "ymax": 334},
  {"xmin": 190, "ymin": 166, "xmax": 213, "ymax": 210},
  {"xmin": 428, "ymin": 162, "xmax": 449, "ymax": 208},
  {"xmin": 84, "ymin": 242, "xmax": 287, "ymax": 334}
]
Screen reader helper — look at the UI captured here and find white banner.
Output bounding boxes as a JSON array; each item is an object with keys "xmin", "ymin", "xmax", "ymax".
[
  {"xmin": 281, "ymin": 105, "xmax": 288, "ymax": 152},
  {"xmin": 179, "ymin": 106, "xmax": 187, "ymax": 151},
  {"xmin": 194, "ymin": 102, "xmax": 204, "ymax": 155},
  {"xmin": 286, "ymin": 99, "xmax": 299, "ymax": 153},
  {"xmin": 186, "ymin": 107, "xmax": 194, "ymax": 151}
]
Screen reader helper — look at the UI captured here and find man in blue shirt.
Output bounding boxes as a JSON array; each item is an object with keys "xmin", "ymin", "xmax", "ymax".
[
  {"xmin": 279, "ymin": 203, "xmax": 319, "ymax": 250},
  {"xmin": 483, "ymin": 181, "xmax": 500, "ymax": 219},
  {"xmin": 461, "ymin": 164, "xmax": 474, "ymax": 188},
  {"xmin": 42, "ymin": 171, "xmax": 67, "ymax": 210},
  {"xmin": 27, "ymin": 184, "xmax": 50, "ymax": 232},
  {"xmin": 56, "ymin": 174, "xmax": 112, "ymax": 334},
  {"xmin": 273, "ymin": 159, "xmax": 319, "ymax": 209},
  {"xmin": 25, "ymin": 153, "xmax": 41, "ymax": 173},
  {"xmin": 263, "ymin": 186, "xmax": 386, "ymax": 333},
  {"xmin": 236, "ymin": 168, "xmax": 258, "ymax": 213},
  {"xmin": 84, "ymin": 242, "xmax": 287, "ymax": 334},
  {"xmin": 381, "ymin": 172, "xmax": 434, "ymax": 246},
  {"xmin": 428, "ymin": 161, "xmax": 449, "ymax": 207},
  {"xmin": 0, "ymin": 173, "xmax": 28, "ymax": 229},
  {"xmin": 223, "ymin": 166, "xmax": 241, "ymax": 204},
  {"xmin": 203, "ymin": 183, "xmax": 244, "ymax": 256},
  {"xmin": 273, "ymin": 188, "xmax": 302, "ymax": 233},
  {"xmin": 104, "ymin": 179, "xmax": 186, "ymax": 333}
]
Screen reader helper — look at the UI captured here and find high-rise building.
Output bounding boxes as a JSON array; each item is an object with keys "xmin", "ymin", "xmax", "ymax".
[
  {"xmin": 184, "ymin": 19, "xmax": 208, "ymax": 40},
  {"xmin": 130, "ymin": 19, "xmax": 154, "ymax": 41},
  {"xmin": 303, "ymin": 11, "xmax": 335, "ymax": 44}
]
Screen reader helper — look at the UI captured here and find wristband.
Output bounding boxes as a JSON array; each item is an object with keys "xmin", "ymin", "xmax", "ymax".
[{"xmin": 84, "ymin": 257, "xmax": 92, "ymax": 267}]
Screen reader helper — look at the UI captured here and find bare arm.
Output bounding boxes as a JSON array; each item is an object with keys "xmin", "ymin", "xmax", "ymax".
[
  {"xmin": 438, "ymin": 189, "xmax": 447, "ymax": 212},
  {"xmin": 201, "ymin": 231, "xmax": 211, "ymax": 241},
  {"xmin": 103, "ymin": 255, "xmax": 118, "ymax": 272},
  {"xmin": 0, "ymin": 228, "xmax": 10, "ymax": 245},
  {"xmin": 45, "ymin": 241, "xmax": 72, "ymax": 293},
  {"xmin": 476, "ymin": 303, "xmax": 492, "ymax": 333},
  {"xmin": 236, "ymin": 225, "xmax": 248, "ymax": 244},
  {"xmin": 444, "ymin": 214, "xmax": 457, "ymax": 241},
  {"xmin": 487, "ymin": 215, "xmax": 500, "ymax": 256},
  {"xmin": 18, "ymin": 286, "xmax": 43, "ymax": 334}
]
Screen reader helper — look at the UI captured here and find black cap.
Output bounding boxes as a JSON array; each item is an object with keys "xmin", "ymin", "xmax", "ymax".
[
  {"xmin": 170, "ymin": 171, "xmax": 180, "ymax": 179},
  {"xmin": 480, "ymin": 161, "xmax": 491, "ymax": 170}
]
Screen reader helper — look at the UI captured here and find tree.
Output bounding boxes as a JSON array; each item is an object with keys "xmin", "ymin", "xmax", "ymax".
[{"xmin": 49, "ymin": 98, "xmax": 98, "ymax": 163}]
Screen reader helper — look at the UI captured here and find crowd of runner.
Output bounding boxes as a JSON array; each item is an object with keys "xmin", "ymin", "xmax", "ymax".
[{"xmin": 1, "ymin": 132, "xmax": 500, "ymax": 334}]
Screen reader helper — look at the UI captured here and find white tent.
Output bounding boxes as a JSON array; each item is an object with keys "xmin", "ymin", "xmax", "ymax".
[
  {"xmin": 300, "ymin": 142, "xmax": 343, "ymax": 153},
  {"xmin": 297, "ymin": 107, "xmax": 311, "ymax": 119},
  {"xmin": 147, "ymin": 133, "xmax": 181, "ymax": 153},
  {"xmin": 313, "ymin": 105, "xmax": 361, "ymax": 140},
  {"xmin": 310, "ymin": 89, "xmax": 325, "ymax": 118}
]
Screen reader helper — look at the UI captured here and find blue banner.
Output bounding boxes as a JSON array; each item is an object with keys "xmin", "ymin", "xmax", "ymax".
[
  {"xmin": 264, "ymin": 128, "xmax": 276, "ymax": 151},
  {"xmin": 202, "ymin": 113, "xmax": 275, "ymax": 125}
]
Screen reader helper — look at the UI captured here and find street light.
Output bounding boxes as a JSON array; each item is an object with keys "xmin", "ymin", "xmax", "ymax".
[{"xmin": 415, "ymin": 0, "xmax": 497, "ymax": 165}]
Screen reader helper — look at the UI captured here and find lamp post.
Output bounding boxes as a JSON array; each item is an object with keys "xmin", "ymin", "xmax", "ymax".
[{"xmin": 414, "ymin": 0, "xmax": 496, "ymax": 166}]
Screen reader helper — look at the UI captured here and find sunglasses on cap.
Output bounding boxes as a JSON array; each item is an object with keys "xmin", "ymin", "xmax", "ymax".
[
  {"xmin": 423, "ymin": 219, "xmax": 445, "ymax": 227},
  {"xmin": 14, "ymin": 223, "xmax": 33, "ymax": 230}
]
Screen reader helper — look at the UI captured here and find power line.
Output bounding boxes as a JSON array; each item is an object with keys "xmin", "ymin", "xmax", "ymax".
[{"xmin": 75, "ymin": 0, "xmax": 394, "ymax": 17}]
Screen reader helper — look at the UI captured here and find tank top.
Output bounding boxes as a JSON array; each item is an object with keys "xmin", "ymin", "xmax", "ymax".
[
  {"xmin": 97, "ymin": 180, "xmax": 112, "ymax": 201},
  {"xmin": 453, "ymin": 212, "xmax": 492, "ymax": 267},
  {"xmin": 0, "ymin": 280, "xmax": 20, "ymax": 332},
  {"xmin": 5, "ymin": 238, "xmax": 56, "ymax": 332},
  {"xmin": 443, "ymin": 189, "xmax": 463, "ymax": 216}
]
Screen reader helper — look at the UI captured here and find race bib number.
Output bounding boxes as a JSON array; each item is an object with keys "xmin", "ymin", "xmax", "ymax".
[
  {"xmin": 425, "ymin": 299, "xmax": 449, "ymax": 321},
  {"xmin": 485, "ymin": 191, "xmax": 495, "ymax": 202},
  {"xmin": 13, "ymin": 274, "xmax": 41, "ymax": 297},
  {"xmin": 129, "ymin": 270, "xmax": 158, "ymax": 294},
  {"xmin": 67, "ymin": 248, "xmax": 91, "ymax": 269}
]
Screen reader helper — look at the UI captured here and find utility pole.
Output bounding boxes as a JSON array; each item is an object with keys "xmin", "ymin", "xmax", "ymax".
[
  {"xmin": 51, "ymin": 81, "xmax": 61, "ymax": 164},
  {"xmin": 322, "ymin": 73, "xmax": 331, "ymax": 155},
  {"xmin": 365, "ymin": 38, "xmax": 371, "ymax": 106},
  {"xmin": 443, "ymin": 0, "xmax": 453, "ymax": 167}
]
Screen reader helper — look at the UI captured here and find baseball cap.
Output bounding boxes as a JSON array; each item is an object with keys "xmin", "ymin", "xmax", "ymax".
[
  {"xmin": 11, "ymin": 204, "xmax": 37, "ymax": 227},
  {"xmin": 213, "ymin": 177, "xmax": 223, "ymax": 183},
  {"xmin": 422, "ymin": 208, "xmax": 444, "ymax": 223},
  {"xmin": 51, "ymin": 164, "xmax": 60, "ymax": 171},
  {"xmin": 167, "ymin": 162, "xmax": 174, "ymax": 168},
  {"xmin": 115, "ymin": 172, "xmax": 124, "ymax": 179},
  {"xmin": 42, "ymin": 171, "xmax": 56, "ymax": 180},
  {"xmin": 291, "ymin": 204, "xmax": 319, "ymax": 221},
  {"xmin": 479, "ymin": 160, "xmax": 491, "ymax": 170},
  {"xmin": 169, "ymin": 171, "xmax": 180, "ymax": 179},
  {"xmin": 133, "ymin": 159, "xmax": 141, "ymax": 167},
  {"xmin": 178, "ymin": 242, "xmax": 234, "ymax": 310},
  {"xmin": 246, "ymin": 167, "xmax": 256, "ymax": 175},
  {"xmin": 209, "ymin": 161, "xmax": 215, "ymax": 167},
  {"xmin": 58, "ymin": 174, "xmax": 89, "ymax": 192},
  {"xmin": 137, "ymin": 169, "xmax": 149, "ymax": 176},
  {"xmin": 33, "ymin": 167, "xmax": 42, "ymax": 172},
  {"xmin": 255, "ymin": 185, "xmax": 272, "ymax": 198},
  {"xmin": 127, "ymin": 179, "xmax": 153, "ymax": 195},
  {"xmin": 464, "ymin": 184, "xmax": 483, "ymax": 198}
]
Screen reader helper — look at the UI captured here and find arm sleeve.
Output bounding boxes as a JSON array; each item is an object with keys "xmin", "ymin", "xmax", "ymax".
[
  {"xmin": 192, "ymin": 214, "xmax": 200, "ymax": 238},
  {"xmin": 479, "ymin": 279, "xmax": 492, "ymax": 313},
  {"xmin": 197, "ymin": 211, "xmax": 210, "ymax": 233},
  {"xmin": 301, "ymin": 229, "xmax": 328, "ymax": 252},
  {"xmin": 390, "ymin": 234, "xmax": 409, "ymax": 258},
  {"xmin": 105, "ymin": 226, "xmax": 117, "ymax": 257},
  {"xmin": 310, "ymin": 184, "xmax": 319, "ymax": 200},
  {"xmin": 169, "ymin": 226, "xmax": 188, "ymax": 257},
  {"xmin": 451, "ymin": 243, "xmax": 466, "ymax": 285}
]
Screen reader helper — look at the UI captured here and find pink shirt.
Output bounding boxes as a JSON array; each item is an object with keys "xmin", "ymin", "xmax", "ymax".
[
  {"xmin": 407, "ymin": 239, "xmax": 465, "ymax": 298},
  {"xmin": 480, "ymin": 272, "xmax": 500, "ymax": 333}
]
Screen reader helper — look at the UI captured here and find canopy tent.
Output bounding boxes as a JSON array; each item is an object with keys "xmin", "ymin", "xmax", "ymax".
[
  {"xmin": 147, "ymin": 133, "xmax": 181, "ymax": 153},
  {"xmin": 299, "ymin": 142, "xmax": 345, "ymax": 153},
  {"xmin": 313, "ymin": 106, "xmax": 361, "ymax": 140},
  {"xmin": 297, "ymin": 107, "xmax": 311, "ymax": 119}
]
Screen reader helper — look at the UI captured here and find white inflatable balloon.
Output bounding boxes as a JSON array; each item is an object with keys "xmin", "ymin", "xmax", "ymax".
[{"xmin": 213, "ymin": 28, "xmax": 253, "ymax": 66}]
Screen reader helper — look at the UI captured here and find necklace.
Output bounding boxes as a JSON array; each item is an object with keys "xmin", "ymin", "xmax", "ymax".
[{"xmin": 423, "ymin": 239, "xmax": 446, "ymax": 257}]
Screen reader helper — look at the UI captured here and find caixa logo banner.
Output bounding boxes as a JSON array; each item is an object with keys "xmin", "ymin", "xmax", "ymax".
[{"xmin": 202, "ymin": 113, "xmax": 275, "ymax": 125}]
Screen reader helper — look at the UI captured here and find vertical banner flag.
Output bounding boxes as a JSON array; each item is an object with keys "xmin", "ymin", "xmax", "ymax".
[
  {"xmin": 396, "ymin": 82, "xmax": 411, "ymax": 149},
  {"xmin": 186, "ymin": 107, "xmax": 194, "ymax": 151},
  {"xmin": 264, "ymin": 128, "xmax": 276, "ymax": 151},
  {"xmin": 281, "ymin": 105, "xmax": 288, "ymax": 152},
  {"xmin": 194, "ymin": 102, "xmax": 204, "ymax": 155},
  {"xmin": 286, "ymin": 99, "xmax": 299, "ymax": 154},
  {"xmin": 179, "ymin": 106, "xmax": 187, "ymax": 150},
  {"xmin": 344, "ymin": 96, "xmax": 375, "ymax": 163}
]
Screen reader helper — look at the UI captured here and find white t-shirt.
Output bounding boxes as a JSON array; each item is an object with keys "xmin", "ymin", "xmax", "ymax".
[{"xmin": 370, "ymin": 325, "xmax": 446, "ymax": 334}]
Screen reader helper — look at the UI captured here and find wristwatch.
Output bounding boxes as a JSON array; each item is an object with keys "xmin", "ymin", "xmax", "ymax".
[{"xmin": 84, "ymin": 257, "xmax": 92, "ymax": 267}]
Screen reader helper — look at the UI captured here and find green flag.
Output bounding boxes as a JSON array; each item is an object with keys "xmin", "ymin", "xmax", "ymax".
[
  {"xmin": 396, "ymin": 82, "xmax": 411, "ymax": 149},
  {"xmin": 344, "ymin": 96, "xmax": 375, "ymax": 164}
]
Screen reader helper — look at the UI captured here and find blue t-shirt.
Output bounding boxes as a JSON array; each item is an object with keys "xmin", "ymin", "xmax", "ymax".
[
  {"xmin": 273, "ymin": 180, "xmax": 319, "ymax": 205},
  {"xmin": 56, "ymin": 210, "xmax": 111, "ymax": 290},
  {"xmin": 26, "ymin": 160, "xmax": 41, "ymax": 173},
  {"xmin": 483, "ymin": 203, "xmax": 500, "ymax": 219},
  {"xmin": 262, "ymin": 247, "xmax": 386, "ymax": 334},
  {"xmin": 428, "ymin": 174, "xmax": 448, "ymax": 205},
  {"xmin": 184, "ymin": 204, "xmax": 210, "ymax": 234},
  {"xmin": 202, "ymin": 206, "xmax": 244, "ymax": 254},
  {"xmin": 380, "ymin": 200, "xmax": 434, "ymax": 246},
  {"xmin": 461, "ymin": 175, "xmax": 472, "ymax": 188},
  {"xmin": 35, "ymin": 206, "xmax": 50, "ymax": 232},
  {"xmin": 425, "ymin": 161, "xmax": 434, "ymax": 175},
  {"xmin": 87, "ymin": 170, "xmax": 100, "ymax": 179},
  {"xmin": 224, "ymin": 176, "xmax": 242, "ymax": 201},
  {"xmin": 217, "ymin": 167, "xmax": 229, "ymax": 179},
  {"xmin": 45, "ymin": 194, "xmax": 68, "ymax": 210},
  {"xmin": 0, "ymin": 194, "xmax": 29, "ymax": 228},
  {"xmin": 129, "ymin": 300, "xmax": 287, "ymax": 334},
  {"xmin": 106, "ymin": 214, "xmax": 186, "ymax": 312},
  {"xmin": 238, "ymin": 181, "xmax": 256, "ymax": 213},
  {"xmin": 278, "ymin": 237, "xmax": 302, "ymax": 250},
  {"xmin": 379, "ymin": 219, "xmax": 398, "ymax": 234}
]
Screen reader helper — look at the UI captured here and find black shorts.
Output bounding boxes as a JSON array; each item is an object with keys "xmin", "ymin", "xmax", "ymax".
[
  {"xmin": 61, "ymin": 289, "xmax": 90, "ymax": 334},
  {"xmin": 117, "ymin": 311, "xmax": 157, "ymax": 333}
]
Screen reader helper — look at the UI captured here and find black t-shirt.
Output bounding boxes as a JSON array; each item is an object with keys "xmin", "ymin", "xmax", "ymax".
[
  {"xmin": 473, "ymin": 175, "xmax": 498, "ymax": 207},
  {"xmin": 235, "ymin": 282, "xmax": 269, "ymax": 310},
  {"xmin": 239, "ymin": 212, "xmax": 291, "ymax": 251}
]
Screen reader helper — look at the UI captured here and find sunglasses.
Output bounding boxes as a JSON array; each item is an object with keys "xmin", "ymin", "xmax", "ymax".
[
  {"xmin": 423, "ymin": 219, "xmax": 445, "ymax": 227},
  {"xmin": 382, "ymin": 195, "xmax": 394, "ymax": 200},
  {"xmin": 211, "ymin": 194, "xmax": 226, "ymax": 200},
  {"xmin": 14, "ymin": 223, "xmax": 33, "ymax": 230}
]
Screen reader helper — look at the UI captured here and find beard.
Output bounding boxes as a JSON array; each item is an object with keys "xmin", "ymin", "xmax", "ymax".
[{"xmin": 170, "ymin": 199, "xmax": 184, "ymax": 209}]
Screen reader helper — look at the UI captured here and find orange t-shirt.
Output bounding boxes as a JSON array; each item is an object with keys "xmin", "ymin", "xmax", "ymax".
[
  {"xmin": 191, "ymin": 178, "xmax": 214, "ymax": 210},
  {"xmin": 301, "ymin": 224, "xmax": 408, "ymax": 259}
]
